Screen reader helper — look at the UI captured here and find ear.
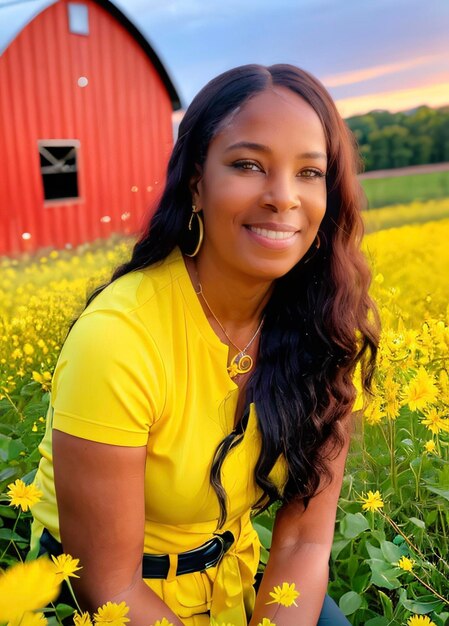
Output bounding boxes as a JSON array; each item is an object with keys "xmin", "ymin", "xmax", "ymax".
[{"xmin": 189, "ymin": 164, "xmax": 203, "ymax": 208}]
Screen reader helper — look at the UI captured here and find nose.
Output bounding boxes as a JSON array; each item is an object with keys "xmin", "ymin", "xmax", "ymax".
[{"xmin": 261, "ymin": 171, "xmax": 300, "ymax": 213}]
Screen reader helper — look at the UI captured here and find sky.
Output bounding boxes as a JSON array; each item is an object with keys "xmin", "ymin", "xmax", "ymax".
[{"xmin": 111, "ymin": 0, "xmax": 449, "ymax": 118}]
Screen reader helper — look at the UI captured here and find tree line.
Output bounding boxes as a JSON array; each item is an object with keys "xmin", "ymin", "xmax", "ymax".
[{"xmin": 345, "ymin": 105, "xmax": 449, "ymax": 172}]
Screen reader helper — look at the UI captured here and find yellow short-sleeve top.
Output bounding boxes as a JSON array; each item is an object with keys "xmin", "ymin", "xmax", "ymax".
[{"xmin": 31, "ymin": 247, "xmax": 363, "ymax": 625}]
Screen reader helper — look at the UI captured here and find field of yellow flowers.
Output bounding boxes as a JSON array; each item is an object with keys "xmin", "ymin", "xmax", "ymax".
[{"xmin": 0, "ymin": 207, "xmax": 448, "ymax": 625}]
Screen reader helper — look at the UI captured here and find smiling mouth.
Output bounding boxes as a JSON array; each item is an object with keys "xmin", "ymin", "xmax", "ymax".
[{"xmin": 246, "ymin": 226, "xmax": 297, "ymax": 240}]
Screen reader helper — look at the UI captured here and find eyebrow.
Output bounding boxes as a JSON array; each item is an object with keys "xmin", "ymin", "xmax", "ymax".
[{"xmin": 224, "ymin": 141, "xmax": 327, "ymax": 162}]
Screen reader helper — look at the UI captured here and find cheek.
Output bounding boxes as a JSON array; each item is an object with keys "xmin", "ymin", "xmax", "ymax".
[{"xmin": 305, "ymin": 186, "xmax": 327, "ymax": 223}]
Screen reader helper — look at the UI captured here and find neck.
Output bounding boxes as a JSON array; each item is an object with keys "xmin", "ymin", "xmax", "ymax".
[{"xmin": 184, "ymin": 250, "xmax": 273, "ymax": 331}]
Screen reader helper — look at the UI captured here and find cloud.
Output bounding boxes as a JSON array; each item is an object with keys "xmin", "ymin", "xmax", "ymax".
[
  {"xmin": 322, "ymin": 54, "xmax": 446, "ymax": 88},
  {"xmin": 335, "ymin": 81, "xmax": 449, "ymax": 117}
]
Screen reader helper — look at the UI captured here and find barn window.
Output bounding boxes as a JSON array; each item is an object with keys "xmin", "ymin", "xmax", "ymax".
[
  {"xmin": 68, "ymin": 3, "xmax": 89, "ymax": 35},
  {"xmin": 38, "ymin": 141, "xmax": 80, "ymax": 202}
]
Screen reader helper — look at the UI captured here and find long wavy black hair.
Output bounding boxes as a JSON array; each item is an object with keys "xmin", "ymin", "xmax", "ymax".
[{"xmin": 67, "ymin": 64, "xmax": 380, "ymax": 527}]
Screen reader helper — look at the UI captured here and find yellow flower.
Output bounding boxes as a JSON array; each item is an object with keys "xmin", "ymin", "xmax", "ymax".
[
  {"xmin": 209, "ymin": 620, "xmax": 234, "ymax": 626},
  {"xmin": 9, "ymin": 611, "xmax": 48, "ymax": 626},
  {"xmin": 383, "ymin": 374, "xmax": 401, "ymax": 420},
  {"xmin": 7, "ymin": 479, "xmax": 43, "ymax": 512},
  {"xmin": 0, "ymin": 557, "xmax": 60, "ymax": 622},
  {"xmin": 407, "ymin": 616, "xmax": 437, "ymax": 626},
  {"xmin": 364, "ymin": 397, "xmax": 385, "ymax": 425},
  {"xmin": 10, "ymin": 612, "xmax": 48, "ymax": 626},
  {"xmin": 397, "ymin": 556, "xmax": 415, "ymax": 571},
  {"xmin": 401, "ymin": 367, "xmax": 438, "ymax": 411},
  {"xmin": 424, "ymin": 440, "xmax": 437, "ymax": 454},
  {"xmin": 32, "ymin": 370, "xmax": 52, "ymax": 391},
  {"xmin": 51, "ymin": 553, "xmax": 82, "ymax": 582},
  {"xmin": 74, "ymin": 612, "xmax": 93, "ymax": 626},
  {"xmin": 93, "ymin": 601, "xmax": 130, "ymax": 626},
  {"xmin": 361, "ymin": 490, "xmax": 384, "ymax": 513},
  {"xmin": 150, "ymin": 620, "xmax": 174, "ymax": 626},
  {"xmin": 421, "ymin": 408, "xmax": 449, "ymax": 435},
  {"xmin": 257, "ymin": 620, "xmax": 277, "ymax": 626},
  {"xmin": 374, "ymin": 273, "xmax": 384, "ymax": 284},
  {"xmin": 266, "ymin": 582, "xmax": 300, "ymax": 607}
]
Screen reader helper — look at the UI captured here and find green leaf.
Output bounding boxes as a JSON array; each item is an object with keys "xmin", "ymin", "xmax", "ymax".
[
  {"xmin": 425, "ymin": 485, "xmax": 449, "ymax": 501},
  {"xmin": 425, "ymin": 509, "xmax": 438, "ymax": 526},
  {"xmin": 23, "ymin": 402, "xmax": 48, "ymax": 421},
  {"xmin": 340, "ymin": 512, "xmax": 370, "ymax": 539},
  {"xmin": 253, "ymin": 511, "xmax": 275, "ymax": 530},
  {"xmin": 339, "ymin": 591, "xmax": 363, "ymax": 615},
  {"xmin": 399, "ymin": 595, "xmax": 443, "ymax": 613},
  {"xmin": 366, "ymin": 542, "xmax": 384, "ymax": 560},
  {"xmin": 0, "ymin": 434, "xmax": 26, "ymax": 462},
  {"xmin": 19, "ymin": 381, "xmax": 41, "ymax": 398},
  {"xmin": 365, "ymin": 618, "xmax": 390, "ymax": 626},
  {"xmin": 0, "ymin": 504, "xmax": 18, "ymax": 519},
  {"xmin": 369, "ymin": 563, "xmax": 401, "ymax": 590},
  {"xmin": 259, "ymin": 545, "xmax": 269, "ymax": 566},
  {"xmin": 331, "ymin": 538, "xmax": 351, "ymax": 560},
  {"xmin": 0, "ymin": 528, "xmax": 28, "ymax": 542},
  {"xmin": 348, "ymin": 554, "xmax": 361, "ymax": 579},
  {"xmin": 432, "ymin": 613, "xmax": 449, "ymax": 626},
  {"xmin": 378, "ymin": 590, "xmax": 394, "ymax": 620},
  {"xmin": 0, "ymin": 467, "xmax": 18, "ymax": 485},
  {"xmin": 55, "ymin": 604, "xmax": 75, "ymax": 619},
  {"xmin": 352, "ymin": 571, "xmax": 371, "ymax": 593},
  {"xmin": 380, "ymin": 540, "xmax": 403, "ymax": 563},
  {"xmin": 408, "ymin": 516, "xmax": 426, "ymax": 529},
  {"xmin": 253, "ymin": 522, "xmax": 272, "ymax": 548}
]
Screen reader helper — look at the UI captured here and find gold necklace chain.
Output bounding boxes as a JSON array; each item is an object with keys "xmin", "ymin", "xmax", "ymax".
[{"xmin": 194, "ymin": 280, "xmax": 264, "ymax": 379}]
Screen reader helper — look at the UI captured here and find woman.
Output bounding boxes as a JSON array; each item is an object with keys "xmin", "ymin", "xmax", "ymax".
[{"xmin": 31, "ymin": 64, "xmax": 380, "ymax": 625}]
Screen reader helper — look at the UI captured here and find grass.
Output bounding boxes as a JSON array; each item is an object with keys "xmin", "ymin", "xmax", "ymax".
[{"xmin": 360, "ymin": 171, "xmax": 449, "ymax": 209}]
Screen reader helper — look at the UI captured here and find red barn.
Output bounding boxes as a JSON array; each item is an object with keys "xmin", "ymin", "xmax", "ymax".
[{"xmin": 0, "ymin": 0, "xmax": 181, "ymax": 256}]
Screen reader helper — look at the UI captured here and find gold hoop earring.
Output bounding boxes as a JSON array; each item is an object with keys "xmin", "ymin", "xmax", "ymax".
[
  {"xmin": 185, "ymin": 205, "xmax": 204, "ymax": 257},
  {"xmin": 316, "ymin": 233, "xmax": 321, "ymax": 249}
]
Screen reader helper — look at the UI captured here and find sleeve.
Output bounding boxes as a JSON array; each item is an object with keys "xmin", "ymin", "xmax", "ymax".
[{"xmin": 51, "ymin": 309, "xmax": 166, "ymax": 446}]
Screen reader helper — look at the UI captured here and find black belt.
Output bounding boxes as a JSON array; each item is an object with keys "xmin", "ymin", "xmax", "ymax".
[{"xmin": 39, "ymin": 528, "xmax": 234, "ymax": 579}]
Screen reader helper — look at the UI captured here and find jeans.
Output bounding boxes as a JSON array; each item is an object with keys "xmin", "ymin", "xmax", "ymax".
[{"xmin": 318, "ymin": 594, "xmax": 351, "ymax": 624}]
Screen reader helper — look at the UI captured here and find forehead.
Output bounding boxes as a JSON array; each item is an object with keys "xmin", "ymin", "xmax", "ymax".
[{"xmin": 211, "ymin": 87, "xmax": 327, "ymax": 154}]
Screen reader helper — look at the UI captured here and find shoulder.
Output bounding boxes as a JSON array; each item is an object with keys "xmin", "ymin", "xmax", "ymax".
[{"xmin": 80, "ymin": 247, "xmax": 185, "ymax": 319}]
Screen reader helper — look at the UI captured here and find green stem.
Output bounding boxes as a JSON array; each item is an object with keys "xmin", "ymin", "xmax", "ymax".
[
  {"xmin": 380, "ymin": 511, "xmax": 425, "ymax": 559},
  {"xmin": 65, "ymin": 578, "xmax": 83, "ymax": 614},
  {"xmin": 439, "ymin": 504, "xmax": 448, "ymax": 542},
  {"xmin": 1, "ymin": 389, "xmax": 24, "ymax": 420},
  {"xmin": 412, "ymin": 571, "xmax": 449, "ymax": 606},
  {"xmin": 50, "ymin": 602, "xmax": 64, "ymax": 625},
  {"xmin": 389, "ymin": 419, "xmax": 397, "ymax": 493}
]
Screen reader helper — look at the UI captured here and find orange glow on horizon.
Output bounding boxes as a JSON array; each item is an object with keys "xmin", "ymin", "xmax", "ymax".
[{"xmin": 335, "ymin": 82, "xmax": 449, "ymax": 117}]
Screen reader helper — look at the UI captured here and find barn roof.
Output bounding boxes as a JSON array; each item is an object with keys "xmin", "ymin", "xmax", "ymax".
[{"xmin": 0, "ymin": 0, "xmax": 182, "ymax": 109}]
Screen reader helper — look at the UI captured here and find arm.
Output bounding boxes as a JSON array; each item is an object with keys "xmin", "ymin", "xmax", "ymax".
[
  {"xmin": 249, "ymin": 421, "xmax": 351, "ymax": 626},
  {"xmin": 53, "ymin": 430, "xmax": 184, "ymax": 625}
]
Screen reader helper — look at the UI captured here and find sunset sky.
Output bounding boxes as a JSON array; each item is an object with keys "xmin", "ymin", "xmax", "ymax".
[
  {"xmin": 112, "ymin": 0, "xmax": 449, "ymax": 118},
  {"xmin": 1, "ymin": 0, "xmax": 447, "ymax": 118}
]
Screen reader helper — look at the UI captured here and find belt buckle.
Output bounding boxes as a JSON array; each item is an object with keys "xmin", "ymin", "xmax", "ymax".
[{"xmin": 203, "ymin": 531, "xmax": 234, "ymax": 569}]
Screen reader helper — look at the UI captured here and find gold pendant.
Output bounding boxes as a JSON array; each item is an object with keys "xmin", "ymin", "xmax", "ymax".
[{"xmin": 227, "ymin": 353, "xmax": 253, "ymax": 379}]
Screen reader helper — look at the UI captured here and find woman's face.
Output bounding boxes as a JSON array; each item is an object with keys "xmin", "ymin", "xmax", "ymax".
[{"xmin": 192, "ymin": 86, "xmax": 328, "ymax": 282}]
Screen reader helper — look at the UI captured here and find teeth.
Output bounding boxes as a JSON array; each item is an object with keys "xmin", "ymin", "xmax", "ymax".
[{"xmin": 248, "ymin": 226, "xmax": 296, "ymax": 240}]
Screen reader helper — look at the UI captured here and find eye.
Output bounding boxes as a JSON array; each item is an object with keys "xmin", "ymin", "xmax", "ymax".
[
  {"xmin": 232, "ymin": 160, "xmax": 263, "ymax": 172},
  {"xmin": 299, "ymin": 168, "xmax": 326, "ymax": 179}
]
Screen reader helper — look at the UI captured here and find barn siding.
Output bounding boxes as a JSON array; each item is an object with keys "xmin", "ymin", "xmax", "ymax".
[{"xmin": 0, "ymin": 0, "xmax": 174, "ymax": 255}]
